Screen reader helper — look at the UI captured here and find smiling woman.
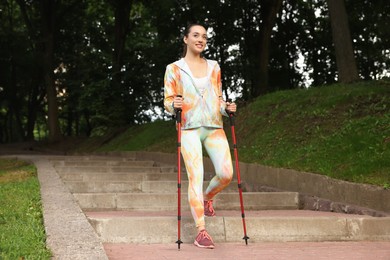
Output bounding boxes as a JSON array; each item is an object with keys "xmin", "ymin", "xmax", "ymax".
[
  {"xmin": 182, "ymin": 24, "xmax": 208, "ymax": 59},
  {"xmin": 163, "ymin": 23, "xmax": 238, "ymax": 249}
]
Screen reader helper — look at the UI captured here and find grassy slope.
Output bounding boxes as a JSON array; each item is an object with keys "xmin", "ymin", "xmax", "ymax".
[
  {"xmin": 77, "ymin": 80, "xmax": 390, "ymax": 188},
  {"xmin": 0, "ymin": 159, "xmax": 51, "ymax": 259}
]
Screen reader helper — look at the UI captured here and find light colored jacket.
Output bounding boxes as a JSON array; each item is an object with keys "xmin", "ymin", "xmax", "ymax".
[{"xmin": 164, "ymin": 58, "xmax": 228, "ymax": 129}]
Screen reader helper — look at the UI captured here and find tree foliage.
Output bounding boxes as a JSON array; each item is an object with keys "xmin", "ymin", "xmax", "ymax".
[{"xmin": 0, "ymin": 0, "xmax": 388, "ymax": 142}]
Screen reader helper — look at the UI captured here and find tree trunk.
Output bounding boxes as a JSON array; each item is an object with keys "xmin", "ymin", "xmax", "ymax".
[
  {"xmin": 255, "ymin": 0, "xmax": 283, "ymax": 97},
  {"xmin": 26, "ymin": 72, "xmax": 44, "ymax": 141},
  {"xmin": 108, "ymin": 0, "xmax": 132, "ymax": 125},
  {"xmin": 8, "ymin": 39, "xmax": 25, "ymax": 142},
  {"xmin": 25, "ymin": 87, "xmax": 38, "ymax": 141},
  {"xmin": 326, "ymin": 0, "xmax": 359, "ymax": 83},
  {"xmin": 112, "ymin": 0, "xmax": 132, "ymax": 78},
  {"xmin": 16, "ymin": 0, "xmax": 42, "ymax": 141},
  {"xmin": 41, "ymin": 0, "xmax": 62, "ymax": 142}
]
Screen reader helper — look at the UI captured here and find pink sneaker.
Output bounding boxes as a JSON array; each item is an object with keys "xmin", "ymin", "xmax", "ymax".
[
  {"xmin": 204, "ymin": 200, "xmax": 216, "ymax": 217},
  {"xmin": 194, "ymin": 229, "xmax": 215, "ymax": 249}
]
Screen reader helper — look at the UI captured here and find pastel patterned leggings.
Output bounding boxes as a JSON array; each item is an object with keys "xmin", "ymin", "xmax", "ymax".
[{"xmin": 181, "ymin": 127, "xmax": 233, "ymax": 228}]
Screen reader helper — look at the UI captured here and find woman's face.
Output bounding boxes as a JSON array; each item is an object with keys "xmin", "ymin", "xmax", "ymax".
[{"xmin": 184, "ymin": 25, "xmax": 207, "ymax": 55}]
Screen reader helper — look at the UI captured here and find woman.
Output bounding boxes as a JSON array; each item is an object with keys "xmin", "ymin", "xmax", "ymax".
[{"xmin": 164, "ymin": 23, "xmax": 237, "ymax": 249}]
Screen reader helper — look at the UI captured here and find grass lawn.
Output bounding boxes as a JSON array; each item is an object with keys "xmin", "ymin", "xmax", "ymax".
[
  {"xmin": 0, "ymin": 158, "xmax": 51, "ymax": 259},
  {"xmin": 76, "ymin": 80, "xmax": 390, "ymax": 188}
]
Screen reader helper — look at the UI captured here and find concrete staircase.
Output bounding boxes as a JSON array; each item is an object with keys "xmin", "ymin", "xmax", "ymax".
[{"xmin": 50, "ymin": 155, "xmax": 390, "ymax": 244}]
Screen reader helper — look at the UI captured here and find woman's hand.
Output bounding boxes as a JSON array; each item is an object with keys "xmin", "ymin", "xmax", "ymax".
[
  {"xmin": 173, "ymin": 95, "xmax": 183, "ymax": 109},
  {"xmin": 226, "ymin": 102, "xmax": 237, "ymax": 113}
]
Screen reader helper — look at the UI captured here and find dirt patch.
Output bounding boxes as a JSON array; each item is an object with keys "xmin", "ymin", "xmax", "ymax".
[
  {"xmin": 0, "ymin": 137, "xmax": 88, "ymax": 155},
  {"xmin": 0, "ymin": 170, "xmax": 34, "ymax": 183}
]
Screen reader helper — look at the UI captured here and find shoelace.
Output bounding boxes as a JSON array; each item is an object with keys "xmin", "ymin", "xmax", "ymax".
[
  {"xmin": 198, "ymin": 230, "xmax": 214, "ymax": 242},
  {"xmin": 206, "ymin": 201, "xmax": 214, "ymax": 213}
]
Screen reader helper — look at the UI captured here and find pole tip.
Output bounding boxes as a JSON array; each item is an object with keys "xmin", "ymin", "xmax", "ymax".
[{"xmin": 176, "ymin": 240, "xmax": 183, "ymax": 250}]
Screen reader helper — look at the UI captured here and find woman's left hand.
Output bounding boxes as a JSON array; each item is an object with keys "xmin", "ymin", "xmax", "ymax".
[{"xmin": 226, "ymin": 102, "xmax": 237, "ymax": 113}]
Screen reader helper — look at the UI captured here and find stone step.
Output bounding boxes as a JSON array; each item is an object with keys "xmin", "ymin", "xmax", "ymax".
[
  {"xmin": 64, "ymin": 180, "xmax": 239, "ymax": 193},
  {"xmin": 52, "ymin": 160, "xmax": 156, "ymax": 167},
  {"xmin": 73, "ymin": 192, "xmax": 299, "ymax": 211},
  {"xmin": 55, "ymin": 165, "xmax": 176, "ymax": 174},
  {"xmin": 86, "ymin": 210, "xmax": 390, "ymax": 243},
  {"xmin": 59, "ymin": 172, "xmax": 185, "ymax": 182}
]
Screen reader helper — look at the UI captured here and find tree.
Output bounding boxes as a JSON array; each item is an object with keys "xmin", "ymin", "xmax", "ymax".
[
  {"xmin": 107, "ymin": 0, "xmax": 133, "ymax": 126},
  {"xmin": 347, "ymin": 0, "xmax": 390, "ymax": 80},
  {"xmin": 15, "ymin": 0, "xmax": 79, "ymax": 142},
  {"xmin": 255, "ymin": 0, "xmax": 283, "ymax": 96},
  {"xmin": 235, "ymin": 0, "xmax": 284, "ymax": 98},
  {"xmin": 1, "ymin": 0, "xmax": 389, "ymax": 143},
  {"xmin": 39, "ymin": 0, "xmax": 63, "ymax": 142},
  {"xmin": 1, "ymin": 0, "xmax": 45, "ymax": 142},
  {"xmin": 326, "ymin": 0, "xmax": 359, "ymax": 83}
]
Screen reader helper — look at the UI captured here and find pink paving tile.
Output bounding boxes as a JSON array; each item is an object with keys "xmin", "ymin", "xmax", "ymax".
[{"xmin": 104, "ymin": 241, "xmax": 390, "ymax": 260}]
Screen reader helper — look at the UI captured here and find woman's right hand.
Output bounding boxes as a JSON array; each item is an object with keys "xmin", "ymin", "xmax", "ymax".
[{"xmin": 173, "ymin": 96, "xmax": 183, "ymax": 109}]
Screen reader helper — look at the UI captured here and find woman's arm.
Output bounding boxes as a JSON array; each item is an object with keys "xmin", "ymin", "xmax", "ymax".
[{"xmin": 164, "ymin": 64, "xmax": 180, "ymax": 115}]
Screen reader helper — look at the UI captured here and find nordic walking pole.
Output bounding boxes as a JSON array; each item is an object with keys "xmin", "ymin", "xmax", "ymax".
[
  {"xmin": 228, "ymin": 106, "xmax": 250, "ymax": 245},
  {"xmin": 175, "ymin": 95, "xmax": 183, "ymax": 250}
]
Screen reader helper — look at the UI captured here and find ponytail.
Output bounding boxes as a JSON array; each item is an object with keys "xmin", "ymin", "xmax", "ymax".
[{"xmin": 182, "ymin": 43, "xmax": 187, "ymax": 57}]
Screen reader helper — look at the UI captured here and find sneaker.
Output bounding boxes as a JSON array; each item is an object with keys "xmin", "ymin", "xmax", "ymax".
[
  {"xmin": 194, "ymin": 229, "xmax": 215, "ymax": 249},
  {"xmin": 204, "ymin": 200, "xmax": 216, "ymax": 217}
]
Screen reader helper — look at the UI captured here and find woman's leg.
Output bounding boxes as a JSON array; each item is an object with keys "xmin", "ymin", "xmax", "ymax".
[
  {"xmin": 203, "ymin": 128, "xmax": 233, "ymax": 201},
  {"xmin": 181, "ymin": 128, "xmax": 205, "ymax": 229}
]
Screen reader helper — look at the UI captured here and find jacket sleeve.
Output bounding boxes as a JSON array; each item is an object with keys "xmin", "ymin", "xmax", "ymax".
[
  {"xmin": 216, "ymin": 64, "xmax": 229, "ymax": 117},
  {"xmin": 164, "ymin": 64, "xmax": 178, "ymax": 115}
]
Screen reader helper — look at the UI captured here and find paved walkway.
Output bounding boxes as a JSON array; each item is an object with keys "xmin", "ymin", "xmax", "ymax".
[
  {"xmin": 104, "ymin": 241, "xmax": 390, "ymax": 260},
  {"xmin": 2, "ymin": 153, "xmax": 390, "ymax": 260}
]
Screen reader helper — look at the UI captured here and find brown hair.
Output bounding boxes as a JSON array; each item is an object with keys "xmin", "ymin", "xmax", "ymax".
[{"xmin": 182, "ymin": 23, "xmax": 207, "ymax": 57}]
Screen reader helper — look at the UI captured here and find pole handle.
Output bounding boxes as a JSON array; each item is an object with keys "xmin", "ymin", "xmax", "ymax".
[
  {"xmin": 227, "ymin": 99, "xmax": 235, "ymax": 126},
  {"xmin": 175, "ymin": 95, "xmax": 182, "ymax": 124}
]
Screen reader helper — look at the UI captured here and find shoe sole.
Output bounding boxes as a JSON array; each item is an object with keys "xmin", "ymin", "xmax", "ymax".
[{"xmin": 194, "ymin": 241, "xmax": 215, "ymax": 249}]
